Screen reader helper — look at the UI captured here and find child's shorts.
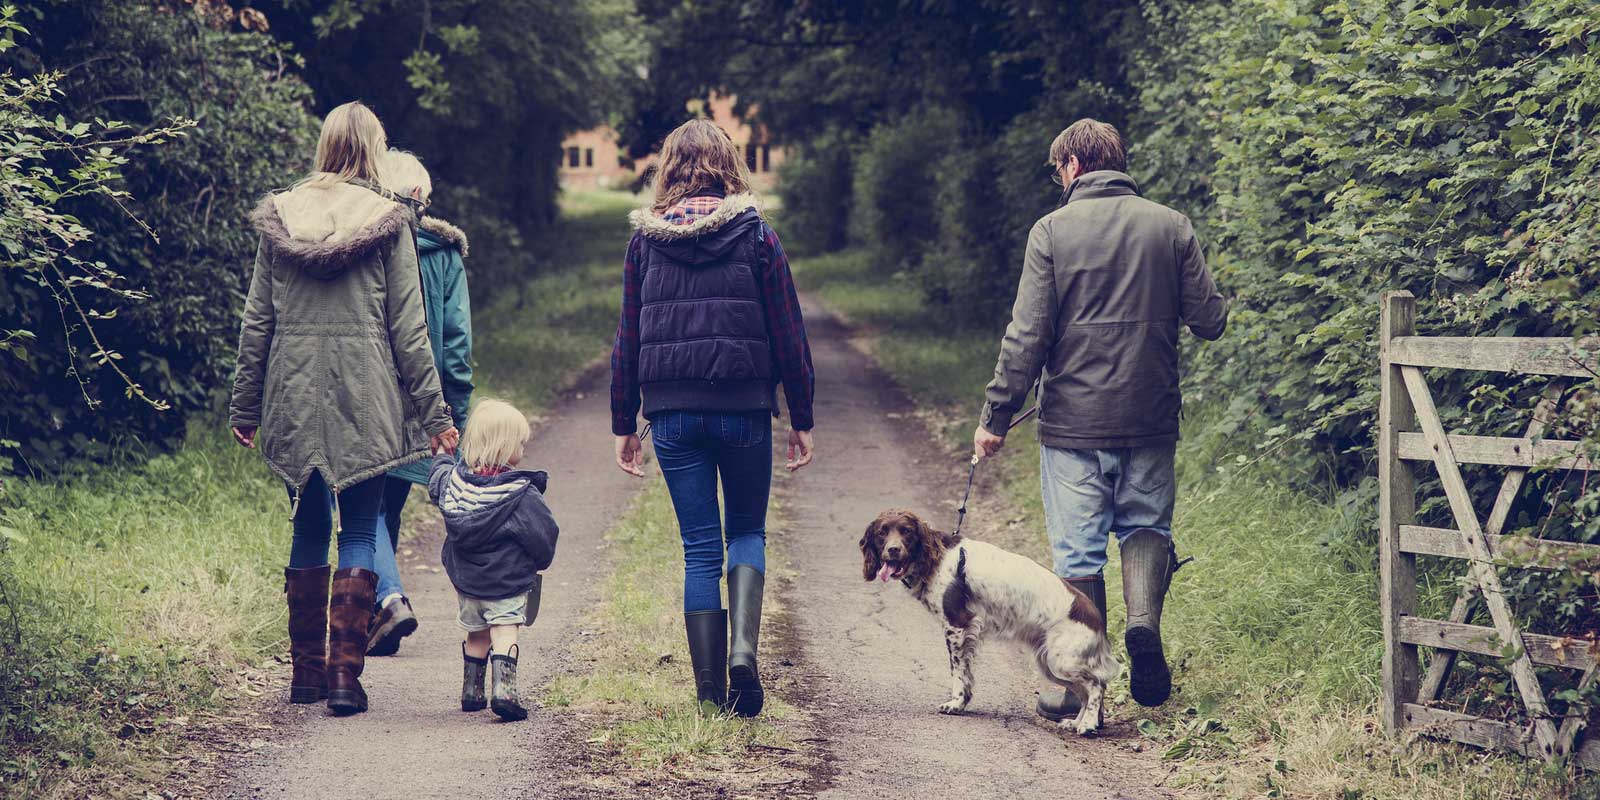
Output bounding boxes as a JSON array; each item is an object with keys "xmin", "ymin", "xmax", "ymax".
[{"xmin": 456, "ymin": 592, "xmax": 528, "ymax": 632}]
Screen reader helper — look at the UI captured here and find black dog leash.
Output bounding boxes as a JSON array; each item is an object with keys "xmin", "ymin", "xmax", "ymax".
[{"xmin": 952, "ymin": 405, "xmax": 1038, "ymax": 537}]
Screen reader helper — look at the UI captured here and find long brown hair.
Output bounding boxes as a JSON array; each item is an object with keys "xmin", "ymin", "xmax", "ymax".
[{"xmin": 650, "ymin": 118, "xmax": 752, "ymax": 215}]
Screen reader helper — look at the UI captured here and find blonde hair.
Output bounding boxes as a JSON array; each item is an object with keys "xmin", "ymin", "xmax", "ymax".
[
  {"xmin": 460, "ymin": 398, "xmax": 530, "ymax": 470},
  {"xmin": 308, "ymin": 101, "xmax": 387, "ymax": 187},
  {"xmin": 379, "ymin": 148, "xmax": 433, "ymax": 203},
  {"xmin": 650, "ymin": 118, "xmax": 752, "ymax": 215}
]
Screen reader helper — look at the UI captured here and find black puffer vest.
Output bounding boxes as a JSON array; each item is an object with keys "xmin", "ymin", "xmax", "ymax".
[{"xmin": 629, "ymin": 193, "xmax": 774, "ymax": 418}]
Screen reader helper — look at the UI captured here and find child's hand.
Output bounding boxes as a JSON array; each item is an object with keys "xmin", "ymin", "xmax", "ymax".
[
  {"xmin": 615, "ymin": 434, "xmax": 645, "ymax": 478},
  {"xmin": 431, "ymin": 426, "xmax": 459, "ymax": 455},
  {"xmin": 231, "ymin": 426, "xmax": 256, "ymax": 449}
]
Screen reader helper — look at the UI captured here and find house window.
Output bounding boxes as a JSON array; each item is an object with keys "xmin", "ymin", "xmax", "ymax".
[
  {"xmin": 761, "ymin": 145, "xmax": 771, "ymax": 173},
  {"xmin": 566, "ymin": 146, "xmax": 581, "ymax": 168},
  {"xmin": 746, "ymin": 143, "xmax": 758, "ymax": 172},
  {"xmin": 585, "ymin": 148, "xmax": 594, "ymax": 168}
]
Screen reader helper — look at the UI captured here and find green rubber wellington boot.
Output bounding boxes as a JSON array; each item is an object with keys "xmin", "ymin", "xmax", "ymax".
[
  {"xmin": 726, "ymin": 565, "xmax": 765, "ymax": 718},
  {"xmin": 1122, "ymin": 529, "xmax": 1180, "ymax": 707},
  {"xmin": 684, "ymin": 609, "xmax": 728, "ymax": 712},
  {"xmin": 1036, "ymin": 575, "xmax": 1107, "ymax": 721}
]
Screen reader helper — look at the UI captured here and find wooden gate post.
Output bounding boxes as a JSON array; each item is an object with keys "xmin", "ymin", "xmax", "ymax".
[{"xmin": 1379, "ymin": 291, "xmax": 1420, "ymax": 733}]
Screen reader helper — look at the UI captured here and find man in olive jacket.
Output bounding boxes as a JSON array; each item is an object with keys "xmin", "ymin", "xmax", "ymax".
[{"xmin": 973, "ymin": 119, "xmax": 1227, "ymax": 721}]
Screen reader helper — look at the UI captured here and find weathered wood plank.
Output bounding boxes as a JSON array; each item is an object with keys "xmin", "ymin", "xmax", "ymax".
[
  {"xmin": 1558, "ymin": 667, "xmax": 1597, "ymax": 761},
  {"xmin": 1380, "ymin": 292, "xmax": 1421, "ymax": 734},
  {"xmin": 1399, "ymin": 525, "xmax": 1600, "ymax": 568},
  {"xmin": 1415, "ymin": 382, "xmax": 1565, "ymax": 704},
  {"xmin": 1400, "ymin": 365, "xmax": 1561, "ymax": 756},
  {"xmin": 1403, "ymin": 704, "xmax": 1600, "ymax": 771},
  {"xmin": 1389, "ymin": 336, "xmax": 1599, "ymax": 377},
  {"xmin": 1399, "ymin": 616, "xmax": 1597, "ymax": 670},
  {"xmin": 1397, "ymin": 432, "xmax": 1593, "ymax": 470}
]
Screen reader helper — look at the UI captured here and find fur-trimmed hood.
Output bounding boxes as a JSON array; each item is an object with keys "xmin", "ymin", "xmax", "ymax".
[
  {"xmin": 250, "ymin": 181, "xmax": 412, "ymax": 280},
  {"xmin": 628, "ymin": 193, "xmax": 762, "ymax": 266},
  {"xmin": 417, "ymin": 216, "xmax": 469, "ymax": 258}
]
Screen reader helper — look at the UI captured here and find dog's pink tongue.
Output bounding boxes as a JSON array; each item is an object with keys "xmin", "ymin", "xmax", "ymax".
[{"xmin": 877, "ymin": 563, "xmax": 895, "ymax": 583}]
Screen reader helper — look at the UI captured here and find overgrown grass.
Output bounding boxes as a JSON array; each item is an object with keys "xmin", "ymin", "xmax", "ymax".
[
  {"xmin": 793, "ymin": 248, "xmax": 1591, "ymax": 799},
  {"xmin": 0, "ymin": 190, "xmax": 640, "ymax": 798},
  {"xmin": 0, "ymin": 427, "xmax": 285, "ymax": 797},
  {"xmin": 543, "ymin": 481, "xmax": 797, "ymax": 770}
]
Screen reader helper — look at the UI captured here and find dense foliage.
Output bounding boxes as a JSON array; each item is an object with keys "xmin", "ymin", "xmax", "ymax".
[{"xmin": 0, "ymin": 1, "xmax": 315, "ymax": 472}]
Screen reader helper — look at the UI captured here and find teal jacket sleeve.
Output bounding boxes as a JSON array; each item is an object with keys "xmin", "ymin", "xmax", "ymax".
[{"xmin": 440, "ymin": 248, "xmax": 474, "ymax": 427}]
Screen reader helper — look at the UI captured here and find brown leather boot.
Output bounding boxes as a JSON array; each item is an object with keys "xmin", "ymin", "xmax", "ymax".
[
  {"xmin": 327, "ymin": 567, "xmax": 377, "ymax": 715},
  {"xmin": 284, "ymin": 565, "xmax": 331, "ymax": 704}
]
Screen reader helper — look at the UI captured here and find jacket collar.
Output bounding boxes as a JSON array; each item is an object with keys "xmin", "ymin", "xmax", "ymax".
[
  {"xmin": 1062, "ymin": 171, "xmax": 1140, "ymax": 205},
  {"xmin": 418, "ymin": 216, "xmax": 469, "ymax": 257},
  {"xmin": 628, "ymin": 192, "xmax": 761, "ymax": 242}
]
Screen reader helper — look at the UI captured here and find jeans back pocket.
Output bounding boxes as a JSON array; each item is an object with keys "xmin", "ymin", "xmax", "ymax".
[{"xmin": 719, "ymin": 411, "xmax": 770, "ymax": 448}]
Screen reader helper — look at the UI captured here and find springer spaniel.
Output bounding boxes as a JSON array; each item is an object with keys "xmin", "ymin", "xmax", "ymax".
[{"xmin": 858, "ymin": 509, "xmax": 1120, "ymax": 735}]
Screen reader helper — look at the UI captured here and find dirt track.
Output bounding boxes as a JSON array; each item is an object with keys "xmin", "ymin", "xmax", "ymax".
[
  {"xmin": 216, "ymin": 297, "xmax": 1167, "ymax": 799},
  {"xmin": 218, "ymin": 378, "xmax": 641, "ymax": 799},
  {"xmin": 770, "ymin": 298, "xmax": 1171, "ymax": 799}
]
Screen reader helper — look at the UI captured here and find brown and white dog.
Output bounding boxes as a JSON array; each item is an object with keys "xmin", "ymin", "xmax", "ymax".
[{"xmin": 858, "ymin": 509, "xmax": 1121, "ymax": 734}]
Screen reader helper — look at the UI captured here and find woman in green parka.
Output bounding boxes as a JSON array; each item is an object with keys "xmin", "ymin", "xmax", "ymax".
[
  {"xmin": 228, "ymin": 102, "xmax": 459, "ymax": 716},
  {"xmin": 364, "ymin": 149, "xmax": 475, "ymax": 658}
]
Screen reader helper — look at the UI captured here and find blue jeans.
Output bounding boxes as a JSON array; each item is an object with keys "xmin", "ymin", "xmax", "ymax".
[
  {"xmin": 650, "ymin": 410, "xmax": 772, "ymax": 613},
  {"xmin": 1040, "ymin": 444, "xmax": 1176, "ymax": 578},
  {"xmin": 286, "ymin": 471, "xmax": 385, "ymax": 572},
  {"xmin": 370, "ymin": 477, "xmax": 413, "ymax": 602}
]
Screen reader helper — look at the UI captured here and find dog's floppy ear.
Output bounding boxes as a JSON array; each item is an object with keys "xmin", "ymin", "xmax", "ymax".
[
  {"xmin": 909, "ymin": 513, "xmax": 945, "ymax": 576},
  {"xmin": 859, "ymin": 518, "xmax": 883, "ymax": 581}
]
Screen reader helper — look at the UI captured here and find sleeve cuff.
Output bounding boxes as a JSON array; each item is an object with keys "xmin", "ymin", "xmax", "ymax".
[
  {"xmin": 980, "ymin": 404, "xmax": 1013, "ymax": 436},
  {"xmin": 612, "ymin": 418, "xmax": 638, "ymax": 436}
]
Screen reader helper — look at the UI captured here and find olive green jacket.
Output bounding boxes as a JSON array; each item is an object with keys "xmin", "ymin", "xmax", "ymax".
[
  {"xmin": 980, "ymin": 171, "xmax": 1228, "ymax": 449},
  {"xmin": 229, "ymin": 180, "xmax": 453, "ymax": 493}
]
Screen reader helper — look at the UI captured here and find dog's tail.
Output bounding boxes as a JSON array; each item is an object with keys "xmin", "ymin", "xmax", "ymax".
[{"xmin": 941, "ymin": 546, "xmax": 974, "ymax": 628}]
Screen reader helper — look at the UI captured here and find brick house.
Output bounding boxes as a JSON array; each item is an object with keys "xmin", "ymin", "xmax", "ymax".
[{"xmin": 559, "ymin": 94, "xmax": 784, "ymax": 191}]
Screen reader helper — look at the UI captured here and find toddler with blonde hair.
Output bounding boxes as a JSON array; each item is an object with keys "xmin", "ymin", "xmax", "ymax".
[{"xmin": 427, "ymin": 398, "xmax": 559, "ymax": 720}]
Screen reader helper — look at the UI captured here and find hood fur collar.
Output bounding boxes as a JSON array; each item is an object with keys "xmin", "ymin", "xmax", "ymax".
[
  {"xmin": 418, "ymin": 216, "xmax": 469, "ymax": 257},
  {"xmin": 251, "ymin": 181, "xmax": 411, "ymax": 279},
  {"xmin": 628, "ymin": 193, "xmax": 761, "ymax": 241}
]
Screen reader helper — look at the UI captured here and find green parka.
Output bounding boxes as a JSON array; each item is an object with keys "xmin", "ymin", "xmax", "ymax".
[{"xmin": 229, "ymin": 179, "xmax": 453, "ymax": 494}]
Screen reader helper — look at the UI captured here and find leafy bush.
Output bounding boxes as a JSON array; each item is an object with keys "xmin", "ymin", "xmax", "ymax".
[
  {"xmin": 775, "ymin": 131, "xmax": 857, "ymax": 256},
  {"xmin": 848, "ymin": 109, "xmax": 963, "ymax": 270},
  {"xmin": 0, "ymin": 1, "xmax": 317, "ymax": 473}
]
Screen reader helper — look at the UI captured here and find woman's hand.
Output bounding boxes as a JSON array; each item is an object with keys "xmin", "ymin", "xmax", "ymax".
[
  {"xmin": 431, "ymin": 426, "xmax": 460, "ymax": 455},
  {"xmin": 231, "ymin": 426, "xmax": 256, "ymax": 449},
  {"xmin": 615, "ymin": 434, "xmax": 646, "ymax": 477},
  {"xmin": 786, "ymin": 428, "xmax": 814, "ymax": 472}
]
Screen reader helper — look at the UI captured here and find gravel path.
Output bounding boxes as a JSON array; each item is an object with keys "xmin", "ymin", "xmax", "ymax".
[
  {"xmin": 219, "ymin": 377, "xmax": 639, "ymax": 800},
  {"xmin": 773, "ymin": 297, "xmax": 1173, "ymax": 799}
]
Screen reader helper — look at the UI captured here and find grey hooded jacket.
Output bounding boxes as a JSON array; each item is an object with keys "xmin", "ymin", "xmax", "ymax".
[
  {"xmin": 428, "ymin": 453, "xmax": 559, "ymax": 601},
  {"xmin": 980, "ymin": 171, "xmax": 1228, "ymax": 449},
  {"xmin": 229, "ymin": 179, "xmax": 453, "ymax": 493}
]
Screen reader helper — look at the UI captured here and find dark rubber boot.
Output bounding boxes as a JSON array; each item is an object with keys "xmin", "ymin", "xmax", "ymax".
[
  {"xmin": 490, "ymin": 644, "xmax": 528, "ymax": 721},
  {"xmin": 461, "ymin": 643, "xmax": 488, "ymax": 712},
  {"xmin": 1036, "ymin": 575, "xmax": 1108, "ymax": 721},
  {"xmin": 684, "ymin": 610, "xmax": 727, "ymax": 711},
  {"xmin": 1122, "ymin": 529, "xmax": 1179, "ymax": 707},
  {"xmin": 727, "ymin": 565, "xmax": 765, "ymax": 718},
  {"xmin": 366, "ymin": 595, "xmax": 418, "ymax": 657},
  {"xmin": 326, "ymin": 567, "xmax": 377, "ymax": 715},
  {"xmin": 284, "ymin": 565, "xmax": 331, "ymax": 704}
]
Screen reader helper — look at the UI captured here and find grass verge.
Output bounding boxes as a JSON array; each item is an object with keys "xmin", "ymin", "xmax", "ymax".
[
  {"xmin": 542, "ymin": 481, "xmax": 808, "ymax": 784},
  {"xmin": 792, "ymin": 247, "xmax": 1591, "ymax": 799},
  {"xmin": 0, "ymin": 190, "xmax": 637, "ymax": 798}
]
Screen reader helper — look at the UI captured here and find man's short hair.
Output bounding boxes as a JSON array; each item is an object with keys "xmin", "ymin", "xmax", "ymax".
[{"xmin": 1049, "ymin": 119, "xmax": 1126, "ymax": 175}]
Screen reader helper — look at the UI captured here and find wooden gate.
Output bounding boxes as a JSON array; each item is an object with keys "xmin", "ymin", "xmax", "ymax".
[{"xmin": 1379, "ymin": 290, "xmax": 1599, "ymax": 768}]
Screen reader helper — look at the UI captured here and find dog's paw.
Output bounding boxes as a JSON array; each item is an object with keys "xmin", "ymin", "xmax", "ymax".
[
  {"xmin": 1072, "ymin": 719, "xmax": 1100, "ymax": 736},
  {"xmin": 937, "ymin": 699, "xmax": 967, "ymax": 715}
]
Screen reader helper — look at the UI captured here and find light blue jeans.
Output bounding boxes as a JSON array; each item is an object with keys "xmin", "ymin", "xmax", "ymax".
[{"xmin": 1040, "ymin": 444, "xmax": 1176, "ymax": 578}]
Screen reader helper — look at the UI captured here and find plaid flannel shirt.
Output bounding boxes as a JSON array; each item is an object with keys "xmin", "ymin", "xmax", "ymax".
[{"xmin": 610, "ymin": 198, "xmax": 815, "ymax": 435}]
